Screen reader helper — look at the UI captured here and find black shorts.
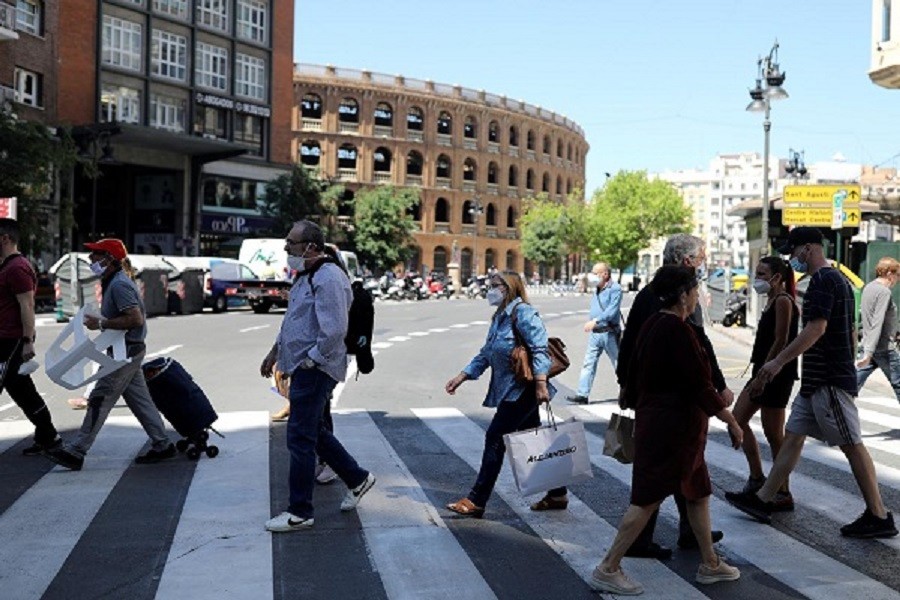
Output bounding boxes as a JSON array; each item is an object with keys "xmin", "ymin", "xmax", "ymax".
[{"xmin": 751, "ymin": 372, "xmax": 795, "ymax": 409}]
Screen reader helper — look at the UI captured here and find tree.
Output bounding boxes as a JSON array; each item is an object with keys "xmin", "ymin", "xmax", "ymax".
[
  {"xmin": 520, "ymin": 194, "xmax": 567, "ymax": 269},
  {"xmin": 0, "ymin": 111, "xmax": 79, "ymax": 256},
  {"xmin": 260, "ymin": 166, "xmax": 344, "ymax": 238},
  {"xmin": 352, "ymin": 185, "xmax": 420, "ymax": 272},
  {"xmin": 589, "ymin": 170, "xmax": 691, "ymax": 272}
]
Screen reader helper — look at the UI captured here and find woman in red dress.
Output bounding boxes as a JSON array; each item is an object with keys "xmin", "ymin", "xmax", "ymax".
[{"xmin": 590, "ymin": 266, "xmax": 744, "ymax": 595}]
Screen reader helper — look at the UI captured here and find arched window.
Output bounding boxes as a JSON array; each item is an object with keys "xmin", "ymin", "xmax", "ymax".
[
  {"xmin": 542, "ymin": 134, "xmax": 551, "ymax": 155},
  {"xmin": 506, "ymin": 250, "xmax": 516, "ymax": 271},
  {"xmin": 526, "ymin": 168, "xmax": 534, "ymax": 190},
  {"xmin": 338, "ymin": 189, "xmax": 355, "ymax": 217},
  {"xmin": 556, "ymin": 138, "xmax": 563, "ymax": 157},
  {"xmin": 509, "ymin": 125, "xmax": 519, "ymax": 147},
  {"xmin": 374, "ymin": 102, "xmax": 393, "ymax": 127},
  {"xmin": 507, "ymin": 206, "xmax": 516, "ymax": 228},
  {"xmin": 484, "ymin": 248, "xmax": 495, "ymax": 270},
  {"xmin": 437, "ymin": 111, "xmax": 452, "ymax": 135},
  {"xmin": 436, "ymin": 154, "xmax": 451, "ymax": 179},
  {"xmin": 373, "ymin": 147, "xmax": 392, "ymax": 172},
  {"xmin": 566, "ymin": 178, "xmax": 572, "ymax": 194},
  {"xmin": 556, "ymin": 175, "xmax": 563, "ymax": 195},
  {"xmin": 461, "ymin": 248, "xmax": 473, "ymax": 280},
  {"xmin": 462, "ymin": 200, "xmax": 476, "ymax": 224},
  {"xmin": 508, "ymin": 165, "xmax": 518, "ymax": 187},
  {"xmin": 463, "ymin": 157, "xmax": 477, "ymax": 181},
  {"xmin": 301, "ymin": 93, "xmax": 322, "ymax": 119},
  {"xmin": 526, "ymin": 130, "xmax": 535, "ymax": 150},
  {"xmin": 487, "ymin": 161, "xmax": 498, "ymax": 184},
  {"xmin": 406, "ymin": 151, "xmax": 423, "ymax": 176},
  {"xmin": 407, "ymin": 246, "xmax": 421, "ymax": 272},
  {"xmin": 464, "ymin": 115, "xmax": 477, "ymax": 139},
  {"xmin": 567, "ymin": 142, "xmax": 573, "ymax": 161},
  {"xmin": 338, "ymin": 98, "xmax": 359, "ymax": 123},
  {"xmin": 407, "ymin": 201, "xmax": 421, "ymax": 221},
  {"xmin": 433, "ymin": 246, "xmax": 448, "ymax": 272},
  {"xmin": 337, "ymin": 144, "xmax": 357, "ymax": 169},
  {"xmin": 488, "ymin": 120, "xmax": 499, "ymax": 143},
  {"xmin": 541, "ymin": 172, "xmax": 550, "ymax": 193},
  {"xmin": 435, "ymin": 197, "xmax": 449, "ymax": 222},
  {"xmin": 300, "ymin": 140, "xmax": 320, "ymax": 166},
  {"xmin": 486, "ymin": 203, "xmax": 496, "ymax": 226},
  {"xmin": 407, "ymin": 106, "xmax": 424, "ymax": 131}
]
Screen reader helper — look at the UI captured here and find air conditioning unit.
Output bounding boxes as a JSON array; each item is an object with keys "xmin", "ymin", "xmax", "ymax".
[
  {"xmin": 0, "ymin": 4, "xmax": 14, "ymax": 31},
  {"xmin": 0, "ymin": 86, "xmax": 20, "ymax": 103}
]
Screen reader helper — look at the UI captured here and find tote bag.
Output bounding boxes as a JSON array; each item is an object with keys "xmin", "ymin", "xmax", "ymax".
[
  {"xmin": 603, "ymin": 411, "xmax": 635, "ymax": 464},
  {"xmin": 504, "ymin": 412, "xmax": 592, "ymax": 496}
]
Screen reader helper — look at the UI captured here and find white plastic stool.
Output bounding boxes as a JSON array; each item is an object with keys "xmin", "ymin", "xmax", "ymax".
[{"xmin": 44, "ymin": 307, "xmax": 131, "ymax": 390}]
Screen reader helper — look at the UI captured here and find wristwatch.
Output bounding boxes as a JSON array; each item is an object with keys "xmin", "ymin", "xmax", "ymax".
[{"xmin": 300, "ymin": 357, "xmax": 317, "ymax": 370}]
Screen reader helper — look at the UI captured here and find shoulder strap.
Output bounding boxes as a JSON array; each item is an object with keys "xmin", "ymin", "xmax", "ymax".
[
  {"xmin": 509, "ymin": 303, "xmax": 526, "ymax": 346},
  {"xmin": 303, "ymin": 256, "xmax": 341, "ymax": 294},
  {"xmin": 0, "ymin": 253, "xmax": 22, "ymax": 274}
]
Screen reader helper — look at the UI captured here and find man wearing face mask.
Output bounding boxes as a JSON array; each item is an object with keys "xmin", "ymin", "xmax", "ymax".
[
  {"xmin": 261, "ymin": 221, "xmax": 374, "ymax": 532},
  {"xmin": 45, "ymin": 239, "xmax": 174, "ymax": 471},
  {"xmin": 567, "ymin": 262, "xmax": 622, "ymax": 404},
  {"xmin": 856, "ymin": 257, "xmax": 900, "ymax": 401},
  {"xmin": 727, "ymin": 227, "xmax": 897, "ymax": 538}
]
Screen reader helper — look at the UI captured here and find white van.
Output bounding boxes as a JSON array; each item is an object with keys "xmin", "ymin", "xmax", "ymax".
[{"xmin": 239, "ymin": 238, "xmax": 290, "ymax": 281}]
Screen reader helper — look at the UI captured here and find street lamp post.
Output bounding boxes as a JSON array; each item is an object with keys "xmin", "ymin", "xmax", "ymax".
[
  {"xmin": 468, "ymin": 197, "xmax": 484, "ymax": 278},
  {"xmin": 746, "ymin": 41, "xmax": 788, "ymax": 257}
]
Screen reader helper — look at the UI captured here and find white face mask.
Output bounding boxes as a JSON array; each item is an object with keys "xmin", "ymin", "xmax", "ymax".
[
  {"xmin": 287, "ymin": 255, "xmax": 306, "ymax": 272},
  {"xmin": 752, "ymin": 278, "xmax": 771, "ymax": 295},
  {"xmin": 486, "ymin": 288, "xmax": 504, "ymax": 306},
  {"xmin": 587, "ymin": 273, "xmax": 601, "ymax": 285},
  {"xmin": 89, "ymin": 261, "xmax": 106, "ymax": 276}
]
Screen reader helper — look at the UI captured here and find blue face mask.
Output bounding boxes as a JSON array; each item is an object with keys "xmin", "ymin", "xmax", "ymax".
[{"xmin": 789, "ymin": 256, "xmax": 808, "ymax": 274}]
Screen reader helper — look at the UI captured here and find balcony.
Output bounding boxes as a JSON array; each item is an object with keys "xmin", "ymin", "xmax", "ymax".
[
  {"xmin": 526, "ymin": 150, "xmax": 536, "ymax": 162},
  {"xmin": 435, "ymin": 177, "xmax": 451, "ymax": 189},
  {"xmin": 487, "ymin": 142, "xmax": 500, "ymax": 154},
  {"xmin": 462, "ymin": 180, "xmax": 476, "ymax": 192},
  {"xmin": 461, "ymin": 224, "xmax": 476, "ymax": 235},
  {"xmin": 437, "ymin": 134, "xmax": 452, "ymax": 147},
  {"xmin": 871, "ymin": 43, "xmax": 900, "ymax": 88},
  {"xmin": 485, "ymin": 226, "xmax": 498, "ymax": 239},
  {"xmin": 301, "ymin": 118, "xmax": 322, "ymax": 132},
  {"xmin": 487, "ymin": 183, "xmax": 499, "ymax": 195},
  {"xmin": 374, "ymin": 125, "xmax": 393, "ymax": 138},
  {"xmin": 373, "ymin": 172, "xmax": 392, "ymax": 185},
  {"xmin": 463, "ymin": 139, "xmax": 477, "ymax": 151},
  {"xmin": 555, "ymin": 157, "xmax": 564, "ymax": 167},
  {"xmin": 542, "ymin": 154, "xmax": 551, "ymax": 165},
  {"xmin": 509, "ymin": 147, "xmax": 519, "ymax": 158},
  {"xmin": 0, "ymin": 4, "xmax": 18, "ymax": 41},
  {"xmin": 506, "ymin": 189, "xmax": 518, "ymax": 198},
  {"xmin": 339, "ymin": 122, "xmax": 359, "ymax": 134},
  {"xmin": 405, "ymin": 174, "xmax": 423, "ymax": 186},
  {"xmin": 434, "ymin": 223, "xmax": 450, "ymax": 234},
  {"xmin": 407, "ymin": 130, "xmax": 424, "ymax": 142},
  {"xmin": 505, "ymin": 229, "xmax": 519, "ymax": 240},
  {"xmin": 337, "ymin": 168, "xmax": 358, "ymax": 182}
]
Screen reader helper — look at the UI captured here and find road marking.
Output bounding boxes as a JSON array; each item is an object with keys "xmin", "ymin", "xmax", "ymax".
[
  {"xmin": 239, "ymin": 325, "xmax": 270, "ymax": 333},
  {"xmin": 544, "ymin": 313, "xmax": 560, "ymax": 317},
  {"xmin": 0, "ymin": 401, "xmax": 16, "ymax": 413},
  {"xmin": 0, "ymin": 419, "xmax": 35, "ymax": 453},
  {"xmin": 387, "ymin": 336, "xmax": 410, "ymax": 342},
  {"xmin": 331, "ymin": 359, "xmax": 358, "ymax": 409},
  {"xmin": 450, "ymin": 324, "xmax": 469, "ymax": 329},
  {"xmin": 561, "ymin": 310, "xmax": 575, "ymax": 315},
  {"xmin": 428, "ymin": 328, "xmax": 449, "ymax": 333},
  {"xmin": 408, "ymin": 331, "xmax": 429, "ymax": 337},
  {"xmin": 156, "ymin": 412, "xmax": 271, "ymax": 600},
  {"xmin": 469, "ymin": 320, "xmax": 489, "ymax": 325},
  {"xmin": 0, "ymin": 417, "xmax": 149, "ymax": 599},
  {"xmin": 146, "ymin": 345, "xmax": 184, "ymax": 359},
  {"xmin": 371, "ymin": 342, "xmax": 393, "ymax": 349},
  {"xmin": 337, "ymin": 410, "xmax": 498, "ymax": 600}
]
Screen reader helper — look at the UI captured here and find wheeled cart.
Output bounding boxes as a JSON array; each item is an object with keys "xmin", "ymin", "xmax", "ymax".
[{"xmin": 142, "ymin": 357, "xmax": 220, "ymax": 460}]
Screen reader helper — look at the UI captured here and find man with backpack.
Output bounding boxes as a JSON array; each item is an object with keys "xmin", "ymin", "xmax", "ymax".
[
  {"xmin": 260, "ymin": 220, "xmax": 375, "ymax": 532},
  {"xmin": 567, "ymin": 262, "xmax": 622, "ymax": 404}
]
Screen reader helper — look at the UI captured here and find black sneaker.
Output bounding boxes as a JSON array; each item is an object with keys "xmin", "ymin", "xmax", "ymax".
[
  {"xmin": 677, "ymin": 530, "xmax": 724, "ymax": 549},
  {"xmin": 771, "ymin": 491, "xmax": 795, "ymax": 513},
  {"xmin": 135, "ymin": 443, "xmax": 177, "ymax": 464},
  {"xmin": 44, "ymin": 447, "xmax": 84, "ymax": 471},
  {"xmin": 624, "ymin": 541, "xmax": 673, "ymax": 560},
  {"xmin": 566, "ymin": 395, "xmax": 589, "ymax": 404},
  {"xmin": 840, "ymin": 510, "xmax": 898, "ymax": 538},
  {"xmin": 22, "ymin": 437, "xmax": 61, "ymax": 456},
  {"xmin": 725, "ymin": 490, "xmax": 773, "ymax": 524}
]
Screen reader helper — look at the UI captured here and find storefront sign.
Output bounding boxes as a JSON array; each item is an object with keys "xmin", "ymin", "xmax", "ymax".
[
  {"xmin": 0, "ymin": 197, "xmax": 17, "ymax": 219},
  {"xmin": 235, "ymin": 102, "xmax": 271, "ymax": 118},
  {"xmin": 195, "ymin": 93, "xmax": 271, "ymax": 118},
  {"xmin": 195, "ymin": 92, "xmax": 234, "ymax": 110},
  {"xmin": 201, "ymin": 212, "xmax": 274, "ymax": 235}
]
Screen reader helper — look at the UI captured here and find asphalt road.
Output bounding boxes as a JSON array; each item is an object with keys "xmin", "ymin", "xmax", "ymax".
[{"xmin": 2, "ymin": 292, "xmax": 900, "ymax": 599}]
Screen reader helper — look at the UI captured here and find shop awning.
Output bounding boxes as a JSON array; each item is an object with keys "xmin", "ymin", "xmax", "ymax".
[{"xmin": 114, "ymin": 124, "xmax": 248, "ymax": 160}]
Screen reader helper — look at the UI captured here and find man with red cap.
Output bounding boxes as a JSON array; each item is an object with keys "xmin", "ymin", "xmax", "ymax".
[{"xmin": 45, "ymin": 238, "xmax": 174, "ymax": 471}]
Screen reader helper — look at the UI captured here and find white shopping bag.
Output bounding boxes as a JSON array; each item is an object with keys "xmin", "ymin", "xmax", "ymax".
[
  {"xmin": 504, "ymin": 414, "xmax": 593, "ymax": 496},
  {"xmin": 44, "ymin": 307, "xmax": 131, "ymax": 390}
]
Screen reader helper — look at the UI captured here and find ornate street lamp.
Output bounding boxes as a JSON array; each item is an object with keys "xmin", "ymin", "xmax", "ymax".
[
  {"xmin": 785, "ymin": 148, "xmax": 808, "ymax": 181},
  {"xmin": 468, "ymin": 197, "xmax": 484, "ymax": 277}
]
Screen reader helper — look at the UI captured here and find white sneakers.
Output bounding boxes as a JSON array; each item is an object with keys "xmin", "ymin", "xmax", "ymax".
[
  {"xmin": 589, "ymin": 566, "xmax": 643, "ymax": 595},
  {"xmin": 316, "ymin": 464, "xmax": 338, "ymax": 485},
  {"xmin": 341, "ymin": 473, "xmax": 376, "ymax": 511},
  {"xmin": 696, "ymin": 555, "xmax": 741, "ymax": 584},
  {"xmin": 265, "ymin": 512, "xmax": 314, "ymax": 533}
]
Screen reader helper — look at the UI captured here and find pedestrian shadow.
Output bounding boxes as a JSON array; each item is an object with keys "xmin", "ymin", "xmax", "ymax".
[{"xmin": 862, "ymin": 428, "xmax": 900, "ymax": 441}]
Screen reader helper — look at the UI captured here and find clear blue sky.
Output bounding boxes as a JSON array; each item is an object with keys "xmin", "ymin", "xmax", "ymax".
[{"xmin": 294, "ymin": 0, "xmax": 900, "ymax": 196}]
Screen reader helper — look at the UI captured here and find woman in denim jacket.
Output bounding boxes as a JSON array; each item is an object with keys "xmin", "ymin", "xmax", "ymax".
[{"xmin": 445, "ymin": 271, "xmax": 567, "ymax": 518}]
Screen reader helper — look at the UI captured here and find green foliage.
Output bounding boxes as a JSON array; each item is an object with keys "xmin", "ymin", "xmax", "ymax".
[
  {"xmin": 352, "ymin": 186, "xmax": 420, "ymax": 272},
  {"xmin": 520, "ymin": 193, "xmax": 568, "ymax": 266},
  {"xmin": 590, "ymin": 170, "xmax": 691, "ymax": 271},
  {"xmin": 260, "ymin": 166, "xmax": 344, "ymax": 238},
  {"xmin": 0, "ymin": 111, "xmax": 79, "ymax": 255}
]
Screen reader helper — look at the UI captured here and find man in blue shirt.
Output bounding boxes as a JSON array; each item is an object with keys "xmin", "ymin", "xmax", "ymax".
[{"xmin": 568, "ymin": 262, "xmax": 622, "ymax": 404}]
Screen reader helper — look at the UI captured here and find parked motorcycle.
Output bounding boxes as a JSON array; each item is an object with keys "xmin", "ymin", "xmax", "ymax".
[
  {"xmin": 722, "ymin": 289, "xmax": 747, "ymax": 327},
  {"xmin": 465, "ymin": 275, "xmax": 488, "ymax": 300}
]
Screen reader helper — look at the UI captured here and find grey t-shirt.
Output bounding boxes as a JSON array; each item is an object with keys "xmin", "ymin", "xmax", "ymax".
[
  {"xmin": 860, "ymin": 279, "xmax": 897, "ymax": 355},
  {"xmin": 101, "ymin": 269, "xmax": 147, "ymax": 343}
]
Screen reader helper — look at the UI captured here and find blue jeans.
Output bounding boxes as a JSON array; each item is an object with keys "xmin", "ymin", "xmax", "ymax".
[
  {"xmin": 286, "ymin": 368, "xmax": 368, "ymax": 519},
  {"xmin": 468, "ymin": 385, "xmax": 566, "ymax": 508},
  {"xmin": 857, "ymin": 349, "xmax": 900, "ymax": 401},
  {"xmin": 576, "ymin": 331, "xmax": 619, "ymax": 397}
]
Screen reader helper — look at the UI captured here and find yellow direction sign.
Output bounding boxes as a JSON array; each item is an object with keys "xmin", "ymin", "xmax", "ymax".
[
  {"xmin": 783, "ymin": 185, "xmax": 861, "ymax": 206},
  {"xmin": 782, "ymin": 207, "xmax": 861, "ymax": 228}
]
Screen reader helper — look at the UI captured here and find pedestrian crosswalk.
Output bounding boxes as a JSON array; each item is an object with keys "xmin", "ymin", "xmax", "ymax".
[{"xmin": 1, "ymin": 398, "xmax": 900, "ymax": 599}]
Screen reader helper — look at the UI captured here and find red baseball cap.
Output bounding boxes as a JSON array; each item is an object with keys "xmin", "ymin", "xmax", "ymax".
[{"xmin": 84, "ymin": 238, "xmax": 128, "ymax": 261}]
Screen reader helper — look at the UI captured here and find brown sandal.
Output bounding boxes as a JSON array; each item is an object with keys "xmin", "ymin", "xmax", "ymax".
[
  {"xmin": 530, "ymin": 494, "xmax": 569, "ymax": 511},
  {"xmin": 446, "ymin": 498, "xmax": 485, "ymax": 519}
]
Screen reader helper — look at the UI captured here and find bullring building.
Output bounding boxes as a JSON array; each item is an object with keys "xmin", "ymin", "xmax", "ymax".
[{"xmin": 293, "ymin": 64, "xmax": 588, "ymax": 279}]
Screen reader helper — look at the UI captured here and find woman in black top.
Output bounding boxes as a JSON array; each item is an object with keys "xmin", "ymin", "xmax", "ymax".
[{"xmin": 733, "ymin": 256, "xmax": 799, "ymax": 509}]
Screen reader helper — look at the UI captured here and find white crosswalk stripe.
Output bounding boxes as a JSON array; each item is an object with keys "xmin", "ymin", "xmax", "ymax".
[{"xmin": 1, "ymin": 398, "xmax": 899, "ymax": 599}]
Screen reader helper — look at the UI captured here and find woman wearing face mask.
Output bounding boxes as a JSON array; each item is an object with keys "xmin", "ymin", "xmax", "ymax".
[
  {"xmin": 444, "ymin": 271, "xmax": 566, "ymax": 518},
  {"xmin": 730, "ymin": 256, "xmax": 799, "ymax": 509}
]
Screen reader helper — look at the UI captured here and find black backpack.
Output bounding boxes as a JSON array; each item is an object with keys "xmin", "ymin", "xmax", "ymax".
[{"xmin": 305, "ymin": 258, "xmax": 375, "ymax": 374}]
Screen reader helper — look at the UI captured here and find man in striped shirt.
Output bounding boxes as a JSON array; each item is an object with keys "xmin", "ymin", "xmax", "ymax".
[{"xmin": 726, "ymin": 227, "xmax": 897, "ymax": 538}]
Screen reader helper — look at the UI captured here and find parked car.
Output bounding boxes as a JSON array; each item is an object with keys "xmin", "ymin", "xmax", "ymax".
[{"xmin": 203, "ymin": 260, "xmax": 291, "ymax": 313}]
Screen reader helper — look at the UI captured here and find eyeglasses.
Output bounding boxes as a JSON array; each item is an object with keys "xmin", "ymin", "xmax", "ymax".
[
  {"xmin": 489, "ymin": 283, "xmax": 506, "ymax": 289},
  {"xmin": 285, "ymin": 239, "xmax": 311, "ymax": 246}
]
